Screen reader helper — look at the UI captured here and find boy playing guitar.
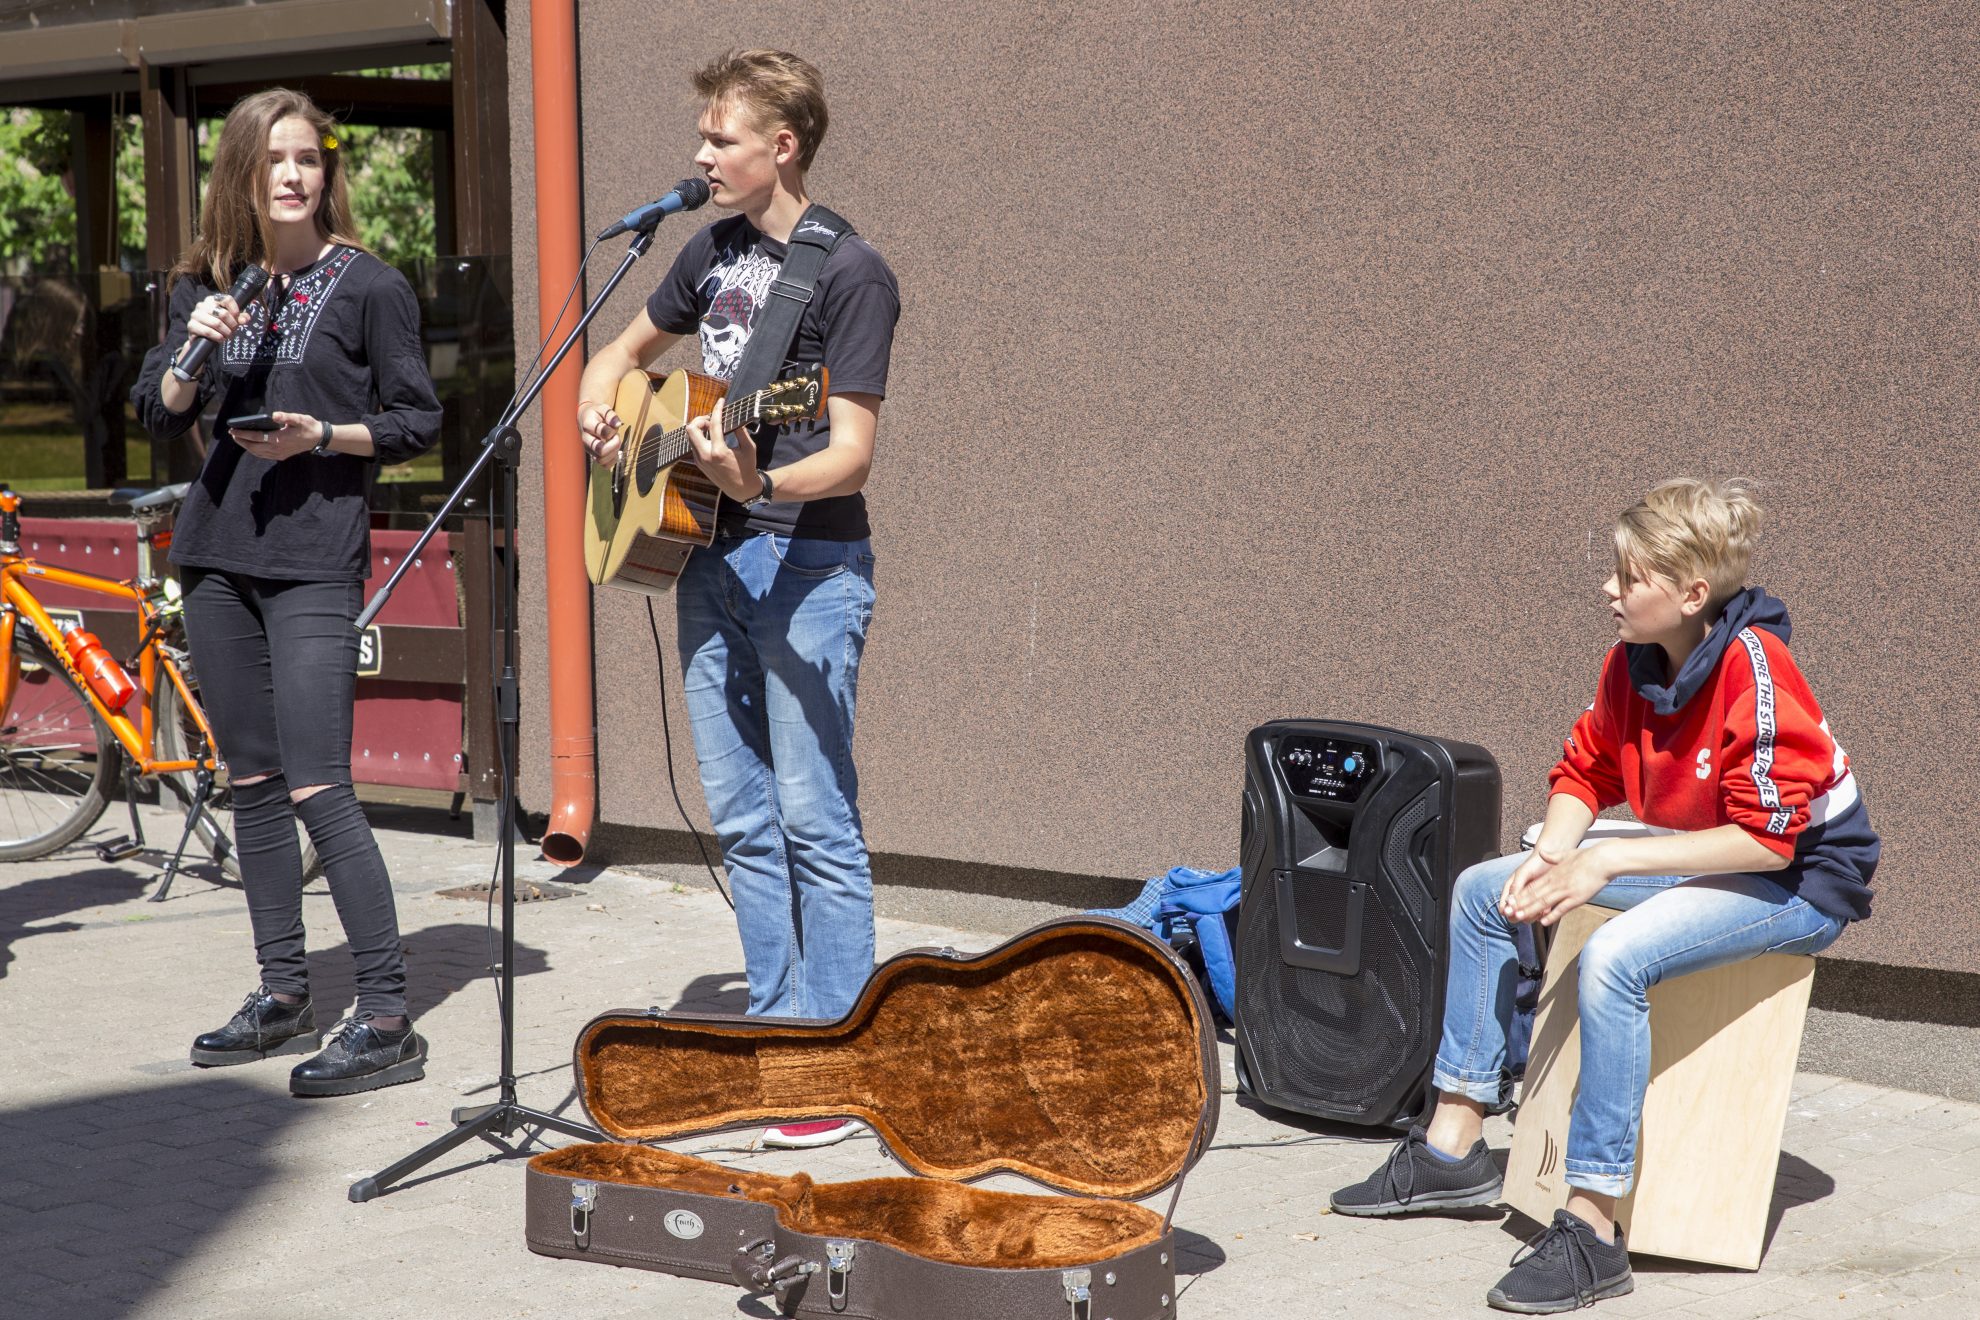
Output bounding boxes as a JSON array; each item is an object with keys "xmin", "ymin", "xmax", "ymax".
[{"xmin": 577, "ymin": 50, "xmax": 899, "ymax": 1151}]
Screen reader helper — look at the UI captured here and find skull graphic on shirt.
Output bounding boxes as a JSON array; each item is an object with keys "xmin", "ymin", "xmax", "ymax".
[{"xmin": 695, "ymin": 246, "xmax": 780, "ymax": 380}]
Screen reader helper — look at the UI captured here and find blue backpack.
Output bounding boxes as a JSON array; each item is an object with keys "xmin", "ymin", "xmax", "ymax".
[{"xmin": 1090, "ymin": 866, "xmax": 1241, "ymax": 1022}]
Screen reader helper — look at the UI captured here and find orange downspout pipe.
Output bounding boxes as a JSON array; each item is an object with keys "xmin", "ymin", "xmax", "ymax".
[{"xmin": 531, "ymin": 0, "xmax": 595, "ymax": 865}]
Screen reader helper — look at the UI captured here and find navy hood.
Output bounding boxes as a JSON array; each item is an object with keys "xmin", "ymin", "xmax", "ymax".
[{"xmin": 1626, "ymin": 586, "xmax": 1792, "ymax": 716}]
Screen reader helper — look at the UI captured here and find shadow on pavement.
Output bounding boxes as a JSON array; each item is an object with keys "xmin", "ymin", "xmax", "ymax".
[
  {"xmin": 1497, "ymin": 1148, "xmax": 1835, "ymax": 1274},
  {"xmin": 284, "ymin": 920, "xmax": 552, "ymax": 1025},
  {"xmin": 1173, "ymin": 1226, "xmax": 1228, "ymax": 1275},
  {"xmin": 0, "ymin": 863, "xmax": 156, "ymax": 981},
  {"xmin": 0, "ymin": 1074, "xmax": 309, "ymax": 1314},
  {"xmin": 671, "ymin": 970, "xmax": 749, "ymax": 1014}
]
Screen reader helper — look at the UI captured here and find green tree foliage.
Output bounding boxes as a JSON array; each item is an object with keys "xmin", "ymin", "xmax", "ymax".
[
  {"xmin": 339, "ymin": 122, "xmax": 437, "ymax": 265},
  {"xmin": 0, "ymin": 109, "xmax": 79, "ymax": 272},
  {"xmin": 3, "ymin": 64, "xmax": 448, "ymax": 275}
]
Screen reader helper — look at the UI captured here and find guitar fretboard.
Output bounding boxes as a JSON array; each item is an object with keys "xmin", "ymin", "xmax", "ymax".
[{"xmin": 631, "ymin": 393, "xmax": 758, "ymax": 489}]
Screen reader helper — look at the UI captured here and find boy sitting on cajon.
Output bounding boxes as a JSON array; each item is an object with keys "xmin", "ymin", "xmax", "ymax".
[{"xmin": 1330, "ymin": 478, "xmax": 1880, "ymax": 1314}]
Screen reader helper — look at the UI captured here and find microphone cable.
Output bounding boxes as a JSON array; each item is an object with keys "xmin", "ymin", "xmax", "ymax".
[
  {"xmin": 647, "ymin": 597, "xmax": 735, "ymax": 910},
  {"xmin": 501, "ymin": 234, "xmax": 606, "ymax": 425}
]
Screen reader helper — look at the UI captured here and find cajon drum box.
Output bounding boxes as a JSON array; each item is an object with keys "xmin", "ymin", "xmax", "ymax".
[{"xmin": 1502, "ymin": 902, "xmax": 1815, "ymax": 1269}]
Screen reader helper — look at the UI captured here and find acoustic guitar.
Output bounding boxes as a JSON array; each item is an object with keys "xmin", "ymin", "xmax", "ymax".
[{"xmin": 584, "ymin": 365, "xmax": 828, "ymax": 596}]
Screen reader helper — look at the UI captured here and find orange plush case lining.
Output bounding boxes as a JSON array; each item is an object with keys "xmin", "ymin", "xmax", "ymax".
[{"xmin": 528, "ymin": 920, "xmax": 1215, "ymax": 1272}]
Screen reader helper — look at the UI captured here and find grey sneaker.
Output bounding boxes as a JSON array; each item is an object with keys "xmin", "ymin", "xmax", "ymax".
[
  {"xmin": 1329, "ymin": 1125, "xmax": 1504, "ymax": 1216},
  {"xmin": 1487, "ymin": 1209, "xmax": 1634, "ymax": 1313}
]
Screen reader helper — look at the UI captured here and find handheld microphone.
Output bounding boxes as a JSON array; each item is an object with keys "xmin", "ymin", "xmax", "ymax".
[
  {"xmin": 172, "ymin": 263, "xmax": 269, "ymax": 382},
  {"xmin": 597, "ymin": 178, "xmax": 712, "ymax": 240}
]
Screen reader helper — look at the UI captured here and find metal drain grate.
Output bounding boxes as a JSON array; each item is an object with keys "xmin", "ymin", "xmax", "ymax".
[{"xmin": 436, "ymin": 880, "xmax": 577, "ymax": 903}]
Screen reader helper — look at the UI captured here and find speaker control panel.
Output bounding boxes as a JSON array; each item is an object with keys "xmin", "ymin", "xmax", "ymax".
[{"xmin": 1279, "ymin": 735, "xmax": 1380, "ymax": 802}]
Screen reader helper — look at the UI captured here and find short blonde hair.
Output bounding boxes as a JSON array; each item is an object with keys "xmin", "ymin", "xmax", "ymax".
[
  {"xmin": 692, "ymin": 49, "xmax": 828, "ymax": 171},
  {"xmin": 1613, "ymin": 478, "xmax": 1763, "ymax": 611}
]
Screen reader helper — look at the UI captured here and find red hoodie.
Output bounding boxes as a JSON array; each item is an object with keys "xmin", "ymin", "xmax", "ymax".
[{"xmin": 1547, "ymin": 588, "xmax": 1877, "ymax": 920}]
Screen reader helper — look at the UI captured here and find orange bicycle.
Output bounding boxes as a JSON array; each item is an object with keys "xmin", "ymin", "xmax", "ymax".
[{"xmin": 0, "ymin": 483, "xmax": 317, "ymax": 897}]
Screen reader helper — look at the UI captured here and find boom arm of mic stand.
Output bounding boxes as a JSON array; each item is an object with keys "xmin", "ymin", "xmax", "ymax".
[{"xmin": 356, "ymin": 228, "xmax": 657, "ymax": 632}]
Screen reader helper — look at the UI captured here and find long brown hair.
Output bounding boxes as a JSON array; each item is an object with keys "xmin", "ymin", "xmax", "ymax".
[{"xmin": 170, "ymin": 88, "xmax": 366, "ymax": 291}]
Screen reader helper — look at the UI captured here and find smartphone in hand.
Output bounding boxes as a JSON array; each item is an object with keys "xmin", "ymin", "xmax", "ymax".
[{"xmin": 227, "ymin": 413, "xmax": 282, "ymax": 431}]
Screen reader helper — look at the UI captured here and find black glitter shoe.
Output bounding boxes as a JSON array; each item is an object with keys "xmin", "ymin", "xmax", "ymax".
[
  {"xmin": 1329, "ymin": 1125, "xmax": 1504, "ymax": 1216},
  {"xmin": 1487, "ymin": 1209, "xmax": 1634, "ymax": 1313},
  {"xmin": 289, "ymin": 1014, "xmax": 427, "ymax": 1097},
  {"xmin": 190, "ymin": 986, "xmax": 320, "ymax": 1067}
]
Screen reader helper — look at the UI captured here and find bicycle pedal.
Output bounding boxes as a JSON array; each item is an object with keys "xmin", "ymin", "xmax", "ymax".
[{"xmin": 96, "ymin": 838, "xmax": 145, "ymax": 862}]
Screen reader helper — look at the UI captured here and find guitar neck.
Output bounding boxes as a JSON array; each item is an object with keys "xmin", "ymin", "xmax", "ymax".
[{"xmin": 634, "ymin": 391, "xmax": 764, "ymax": 470}]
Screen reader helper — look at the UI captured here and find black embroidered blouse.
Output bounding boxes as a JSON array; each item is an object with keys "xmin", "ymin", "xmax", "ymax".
[{"xmin": 133, "ymin": 247, "xmax": 442, "ymax": 582}]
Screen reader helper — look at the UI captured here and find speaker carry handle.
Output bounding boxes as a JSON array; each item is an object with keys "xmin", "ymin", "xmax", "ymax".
[{"xmin": 1274, "ymin": 873, "xmax": 1364, "ymax": 976}]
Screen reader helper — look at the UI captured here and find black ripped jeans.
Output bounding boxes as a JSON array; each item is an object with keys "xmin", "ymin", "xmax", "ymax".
[{"xmin": 180, "ymin": 568, "xmax": 408, "ymax": 1018}]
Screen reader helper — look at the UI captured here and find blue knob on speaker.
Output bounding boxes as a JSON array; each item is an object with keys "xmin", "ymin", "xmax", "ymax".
[{"xmin": 1342, "ymin": 755, "xmax": 1360, "ymax": 775}]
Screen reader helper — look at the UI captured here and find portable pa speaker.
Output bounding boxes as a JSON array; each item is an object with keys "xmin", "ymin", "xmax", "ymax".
[{"xmin": 1233, "ymin": 719, "xmax": 1501, "ymax": 1128}]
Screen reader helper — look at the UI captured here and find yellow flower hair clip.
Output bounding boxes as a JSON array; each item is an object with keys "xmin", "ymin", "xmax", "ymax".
[{"xmin": 321, "ymin": 134, "xmax": 340, "ymax": 151}]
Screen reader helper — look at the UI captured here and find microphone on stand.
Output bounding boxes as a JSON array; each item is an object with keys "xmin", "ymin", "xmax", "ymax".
[
  {"xmin": 172, "ymin": 263, "xmax": 269, "ymax": 382},
  {"xmin": 596, "ymin": 178, "xmax": 712, "ymax": 239}
]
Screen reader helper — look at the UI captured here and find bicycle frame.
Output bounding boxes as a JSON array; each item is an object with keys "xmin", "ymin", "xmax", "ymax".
[{"xmin": 0, "ymin": 557, "xmax": 216, "ymax": 778}]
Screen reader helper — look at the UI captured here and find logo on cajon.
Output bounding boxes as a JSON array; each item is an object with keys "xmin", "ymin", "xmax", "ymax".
[{"xmin": 1537, "ymin": 1130, "xmax": 1560, "ymax": 1183}]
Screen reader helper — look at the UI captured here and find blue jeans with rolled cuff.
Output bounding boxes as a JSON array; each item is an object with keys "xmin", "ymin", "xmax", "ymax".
[
  {"xmin": 1432, "ymin": 850, "xmax": 1844, "ymax": 1196},
  {"xmin": 675, "ymin": 533, "xmax": 877, "ymax": 1021}
]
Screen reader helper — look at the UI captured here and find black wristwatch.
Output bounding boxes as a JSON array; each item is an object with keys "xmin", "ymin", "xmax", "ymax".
[{"xmin": 744, "ymin": 469, "xmax": 774, "ymax": 507}]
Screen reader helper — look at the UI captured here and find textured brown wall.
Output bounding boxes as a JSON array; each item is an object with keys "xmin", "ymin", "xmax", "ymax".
[{"xmin": 512, "ymin": 3, "xmax": 1980, "ymax": 974}]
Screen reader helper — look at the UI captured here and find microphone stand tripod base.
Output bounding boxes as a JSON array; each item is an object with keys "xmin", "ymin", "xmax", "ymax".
[{"xmin": 347, "ymin": 1100, "xmax": 601, "ymax": 1203}]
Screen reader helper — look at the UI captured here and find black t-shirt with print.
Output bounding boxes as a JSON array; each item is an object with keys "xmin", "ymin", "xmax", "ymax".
[
  {"xmin": 133, "ymin": 247, "xmax": 441, "ymax": 582},
  {"xmin": 645, "ymin": 213, "xmax": 899, "ymax": 541}
]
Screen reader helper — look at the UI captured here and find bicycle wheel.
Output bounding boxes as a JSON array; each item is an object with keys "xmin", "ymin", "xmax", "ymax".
[
  {"xmin": 0, "ymin": 625, "xmax": 121, "ymax": 860},
  {"xmin": 153, "ymin": 666, "xmax": 322, "ymax": 883}
]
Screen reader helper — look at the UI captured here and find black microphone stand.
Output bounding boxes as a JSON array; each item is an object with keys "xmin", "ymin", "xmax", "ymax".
[{"xmin": 347, "ymin": 224, "xmax": 663, "ymax": 1202}]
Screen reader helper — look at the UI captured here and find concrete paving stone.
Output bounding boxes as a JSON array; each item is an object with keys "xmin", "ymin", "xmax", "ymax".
[
  {"xmin": 1932, "ymin": 1121, "xmax": 1980, "ymax": 1155},
  {"xmin": 128, "ymin": 1116, "xmax": 249, "ymax": 1149},
  {"xmin": 1793, "ymin": 1083, "xmax": 1891, "ymax": 1118},
  {"xmin": 9, "ymin": 822, "xmax": 1980, "ymax": 1319},
  {"xmin": 1373, "ymin": 1243, "xmax": 1495, "ymax": 1291},
  {"xmin": 7, "ymin": 1236, "xmax": 106, "ymax": 1283},
  {"xmin": 36, "ymin": 1132, "xmax": 177, "ymax": 1165},
  {"xmin": 1883, "ymin": 1102, "xmax": 1979, "ymax": 1134},
  {"xmin": 1793, "ymin": 1074, "xmax": 1848, "ymax": 1098},
  {"xmin": 1855, "ymin": 1090, "xmax": 1948, "ymax": 1118},
  {"xmin": 1633, "ymin": 1263, "xmax": 1778, "ymax": 1299},
  {"xmin": 0, "ymin": 1178, "xmax": 93, "ymax": 1214},
  {"xmin": 1829, "ymin": 1130, "xmax": 1931, "ymax": 1161},
  {"xmin": 1879, "ymin": 1187, "xmax": 1980, "ymax": 1230},
  {"xmin": 32, "ymin": 1273, "xmax": 159, "ymax": 1313}
]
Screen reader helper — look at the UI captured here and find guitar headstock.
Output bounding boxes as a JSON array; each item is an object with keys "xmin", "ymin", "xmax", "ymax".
[{"xmin": 751, "ymin": 366, "xmax": 829, "ymax": 426}]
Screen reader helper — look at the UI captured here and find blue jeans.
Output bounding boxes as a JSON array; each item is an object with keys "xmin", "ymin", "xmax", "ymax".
[
  {"xmin": 1432, "ymin": 851, "xmax": 1844, "ymax": 1195},
  {"xmin": 676, "ymin": 533, "xmax": 877, "ymax": 1020}
]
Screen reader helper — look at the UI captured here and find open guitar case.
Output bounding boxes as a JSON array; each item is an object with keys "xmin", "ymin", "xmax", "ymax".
[{"xmin": 524, "ymin": 917, "xmax": 1220, "ymax": 1318}]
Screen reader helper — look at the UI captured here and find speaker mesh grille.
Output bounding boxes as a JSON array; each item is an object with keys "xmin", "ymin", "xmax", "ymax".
[
  {"xmin": 1239, "ymin": 876, "xmax": 1424, "ymax": 1110},
  {"xmin": 1384, "ymin": 792, "xmax": 1434, "ymax": 926}
]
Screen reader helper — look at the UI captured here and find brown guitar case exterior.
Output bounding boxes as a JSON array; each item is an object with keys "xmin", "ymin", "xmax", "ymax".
[{"xmin": 524, "ymin": 917, "xmax": 1219, "ymax": 1318}]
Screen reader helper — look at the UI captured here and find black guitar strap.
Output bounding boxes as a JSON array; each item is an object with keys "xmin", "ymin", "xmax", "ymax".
[{"xmin": 722, "ymin": 202, "xmax": 855, "ymax": 437}]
